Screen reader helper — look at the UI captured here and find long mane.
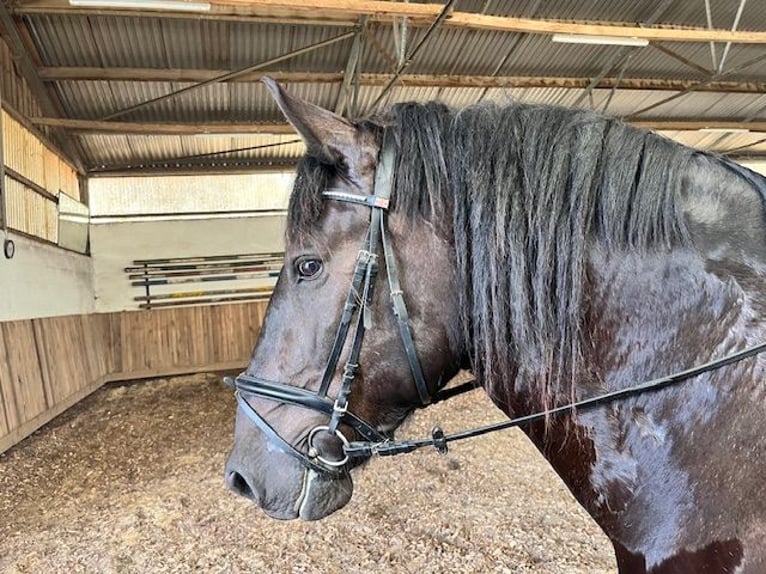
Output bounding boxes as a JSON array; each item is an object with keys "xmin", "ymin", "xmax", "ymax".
[{"xmin": 288, "ymin": 101, "xmax": 697, "ymax": 410}]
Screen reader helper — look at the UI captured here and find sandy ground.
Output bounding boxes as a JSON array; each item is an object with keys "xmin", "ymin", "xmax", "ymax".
[{"xmin": 0, "ymin": 373, "xmax": 616, "ymax": 573}]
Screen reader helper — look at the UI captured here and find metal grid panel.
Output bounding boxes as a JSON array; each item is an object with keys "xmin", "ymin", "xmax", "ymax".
[
  {"xmin": 26, "ymin": 15, "xmax": 354, "ymax": 72},
  {"xmin": 55, "ymin": 80, "xmax": 344, "ymax": 123},
  {"xmin": 78, "ymin": 134, "xmax": 135, "ymax": 167},
  {"xmin": 160, "ymin": 18, "xmax": 231, "ymax": 70},
  {"xmin": 55, "ymin": 80, "xmax": 118, "ymax": 119}
]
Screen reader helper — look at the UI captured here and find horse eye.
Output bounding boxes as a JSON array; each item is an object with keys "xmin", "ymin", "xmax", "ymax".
[{"xmin": 296, "ymin": 258, "xmax": 323, "ymax": 279}]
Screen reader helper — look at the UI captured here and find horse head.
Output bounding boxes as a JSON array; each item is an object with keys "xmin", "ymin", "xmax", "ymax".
[{"xmin": 224, "ymin": 79, "xmax": 464, "ymax": 520}]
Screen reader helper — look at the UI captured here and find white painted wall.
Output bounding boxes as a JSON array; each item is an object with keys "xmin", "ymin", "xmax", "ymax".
[
  {"xmin": 90, "ymin": 214, "xmax": 286, "ymax": 313},
  {"xmin": 0, "ymin": 234, "xmax": 95, "ymax": 321}
]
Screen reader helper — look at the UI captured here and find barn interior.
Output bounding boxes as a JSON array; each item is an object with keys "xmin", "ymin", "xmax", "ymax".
[{"xmin": 1, "ymin": 1, "xmax": 765, "ymax": 571}]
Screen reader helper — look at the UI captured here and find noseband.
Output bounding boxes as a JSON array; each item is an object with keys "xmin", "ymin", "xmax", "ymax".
[{"xmin": 226, "ymin": 132, "xmax": 467, "ymax": 475}]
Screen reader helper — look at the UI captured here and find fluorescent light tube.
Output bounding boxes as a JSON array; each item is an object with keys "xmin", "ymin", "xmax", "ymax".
[
  {"xmin": 552, "ymin": 34, "xmax": 649, "ymax": 47},
  {"xmin": 193, "ymin": 133, "xmax": 257, "ymax": 139},
  {"xmin": 698, "ymin": 127, "xmax": 751, "ymax": 134},
  {"xmin": 69, "ymin": 0, "xmax": 211, "ymax": 12}
]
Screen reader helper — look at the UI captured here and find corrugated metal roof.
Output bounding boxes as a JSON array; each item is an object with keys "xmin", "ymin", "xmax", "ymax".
[
  {"xmin": 26, "ymin": 15, "xmax": 355, "ymax": 72},
  {"xmin": 13, "ymin": 1, "xmax": 766, "ymax": 172}
]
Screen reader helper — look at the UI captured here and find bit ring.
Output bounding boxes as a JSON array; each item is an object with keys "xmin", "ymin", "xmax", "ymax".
[{"xmin": 307, "ymin": 425, "xmax": 350, "ymax": 468}]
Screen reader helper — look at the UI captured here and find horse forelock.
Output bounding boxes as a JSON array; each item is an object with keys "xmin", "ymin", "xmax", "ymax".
[{"xmin": 285, "ymin": 100, "xmax": 700, "ymax": 411}]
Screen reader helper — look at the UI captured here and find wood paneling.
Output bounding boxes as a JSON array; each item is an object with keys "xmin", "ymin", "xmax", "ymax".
[
  {"xmin": 0, "ymin": 300, "xmax": 270, "ymax": 453},
  {"xmin": 1, "ymin": 321, "xmax": 48, "ymax": 424},
  {"xmin": 115, "ymin": 302, "xmax": 267, "ymax": 372}
]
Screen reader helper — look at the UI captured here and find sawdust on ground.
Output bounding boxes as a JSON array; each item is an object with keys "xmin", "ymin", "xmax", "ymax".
[{"xmin": 0, "ymin": 373, "xmax": 616, "ymax": 573}]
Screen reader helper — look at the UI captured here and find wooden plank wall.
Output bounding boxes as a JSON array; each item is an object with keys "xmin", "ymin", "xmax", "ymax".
[{"xmin": 0, "ymin": 300, "xmax": 269, "ymax": 453}]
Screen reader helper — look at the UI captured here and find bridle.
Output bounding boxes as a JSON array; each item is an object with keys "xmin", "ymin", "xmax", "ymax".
[
  {"xmin": 226, "ymin": 131, "xmax": 470, "ymax": 475},
  {"xmin": 226, "ymin": 131, "xmax": 766, "ymax": 476}
]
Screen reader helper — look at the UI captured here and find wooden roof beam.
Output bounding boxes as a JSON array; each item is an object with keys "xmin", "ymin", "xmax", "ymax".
[
  {"xmin": 29, "ymin": 118, "xmax": 296, "ymax": 134},
  {"xmin": 0, "ymin": 3, "xmax": 86, "ymax": 172},
  {"xmin": 29, "ymin": 117, "xmax": 766, "ymax": 135},
  {"xmin": 14, "ymin": 0, "xmax": 766, "ymax": 44},
  {"xmin": 35, "ymin": 68, "xmax": 766, "ymax": 95}
]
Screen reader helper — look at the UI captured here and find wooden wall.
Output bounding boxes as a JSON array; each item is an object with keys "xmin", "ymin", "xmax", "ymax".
[{"xmin": 0, "ymin": 300, "xmax": 269, "ymax": 454}]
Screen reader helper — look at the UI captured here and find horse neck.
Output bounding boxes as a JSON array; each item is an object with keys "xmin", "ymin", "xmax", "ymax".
[{"xmin": 525, "ymin": 236, "xmax": 766, "ymax": 568}]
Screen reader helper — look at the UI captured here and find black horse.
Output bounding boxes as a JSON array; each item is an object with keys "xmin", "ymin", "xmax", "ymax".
[{"xmin": 225, "ymin": 79, "xmax": 766, "ymax": 573}]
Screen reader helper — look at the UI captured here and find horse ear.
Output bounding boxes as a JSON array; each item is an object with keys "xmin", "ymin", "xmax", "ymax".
[{"xmin": 263, "ymin": 77, "xmax": 360, "ymax": 167}]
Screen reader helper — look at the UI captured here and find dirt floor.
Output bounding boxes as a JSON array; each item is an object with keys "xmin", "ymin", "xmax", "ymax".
[{"xmin": 0, "ymin": 373, "xmax": 616, "ymax": 573}]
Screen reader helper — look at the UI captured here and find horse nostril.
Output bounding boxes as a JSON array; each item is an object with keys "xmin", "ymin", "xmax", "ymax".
[{"xmin": 226, "ymin": 471, "xmax": 257, "ymax": 501}]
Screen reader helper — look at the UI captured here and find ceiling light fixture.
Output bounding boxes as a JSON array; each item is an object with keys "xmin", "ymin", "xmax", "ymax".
[
  {"xmin": 193, "ymin": 133, "xmax": 258, "ymax": 139},
  {"xmin": 69, "ymin": 0, "xmax": 211, "ymax": 12},
  {"xmin": 551, "ymin": 34, "xmax": 649, "ymax": 48},
  {"xmin": 698, "ymin": 127, "xmax": 751, "ymax": 134}
]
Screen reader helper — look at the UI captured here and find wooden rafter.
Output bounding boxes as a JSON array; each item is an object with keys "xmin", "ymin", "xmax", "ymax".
[
  {"xmin": 29, "ymin": 117, "xmax": 766, "ymax": 135},
  {"xmin": 0, "ymin": 3, "xmax": 86, "ymax": 172},
  {"xmin": 29, "ymin": 118, "xmax": 296, "ymax": 134},
  {"xmin": 35, "ymin": 68, "xmax": 766, "ymax": 95},
  {"xmin": 13, "ymin": 0, "xmax": 766, "ymax": 44},
  {"xmin": 632, "ymin": 120, "xmax": 766, "ymax": 132}
]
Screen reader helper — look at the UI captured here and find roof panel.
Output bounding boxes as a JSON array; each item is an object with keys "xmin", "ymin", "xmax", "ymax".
[
  {"xmin": 80, "ymin": 134, "xmax": 305, "ymax": 170},
  {"xmin": 16, "ymin": 1, "xmax": 766, "ymax": 170}
]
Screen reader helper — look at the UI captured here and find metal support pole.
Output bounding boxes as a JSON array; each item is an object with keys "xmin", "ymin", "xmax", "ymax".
[
  {"xmin": 717, "ymin": 0, "xmax": 747, "ymax": 74},
  {"xmin": 102, "ymin": 30, "xmax": 357, "ymax": 121},
  {"xmin": 704, "ymin": 0, "xmax": 718, "ymax": 69},
  {"xmin": 335, "ymin": 19, "xmax": 367, "ymax": 117}
]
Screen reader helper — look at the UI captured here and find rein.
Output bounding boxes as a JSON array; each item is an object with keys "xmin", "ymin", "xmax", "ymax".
[
  {"xmin": 227, "ymin": 130, "xmax": 766, "ymax": 475},
  {"xmin": 344, "ymin": 341, "xmax": 766, "ymax": 458}
]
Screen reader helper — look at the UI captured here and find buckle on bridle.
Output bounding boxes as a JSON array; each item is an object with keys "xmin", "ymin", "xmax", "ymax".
[{"xmin": 332, "ymin": 400, "xmax": 348, "ymax": 415}]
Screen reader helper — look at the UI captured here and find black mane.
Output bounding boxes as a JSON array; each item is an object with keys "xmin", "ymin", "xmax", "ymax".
[{"xmin": 287, "ymin": 101, "xmax": 697, "ymax": 409}]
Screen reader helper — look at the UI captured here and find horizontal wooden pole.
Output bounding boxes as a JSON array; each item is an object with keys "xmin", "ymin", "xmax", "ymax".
[
  {"xmin": 35, "ymin": 67, "xmax": 766, "ymax": 94},
  {"xmin": 15, "ymin": 0, "xmax": 766, "ymax": 43},
  {"xmin": 213, "ymin": 1, "xmax": 766, "ymax": 43},
  {"xmin": 5, "ymin": 167, "xmax": 60, "ymax": 202},
  {"xmin": 445, "ymin": 12, "xmax": 766, "ymax": 43},
  {"xmin": 101, "ymin": 360, "xmax": 247, "ymax": 385},
  {"xmin": 30, "ymin": 116, "xmax": 766, "ymax": 135}
]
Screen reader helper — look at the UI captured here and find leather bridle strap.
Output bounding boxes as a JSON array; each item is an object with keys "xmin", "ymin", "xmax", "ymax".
[
  {"xmin": 234, "ymin": 392, "xmax": 340, "ymax": 475},
  {"xmin": 380, "ymin": 213, "xmax": 431, "ymax": 405},
  {"xmin": 327, "ymin": 249, "xmax": 378, "ymax": 435},
  {"xmin": 317, "ymin": 243, "xmax": 373, "ymax": 397},
  {"xmin": 231, "ymin": 374, "xmax": 387, "ymax": 443},
  {"xmin": 326, "ymin": 130, "xmax": 432, "ymax": 409}
]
